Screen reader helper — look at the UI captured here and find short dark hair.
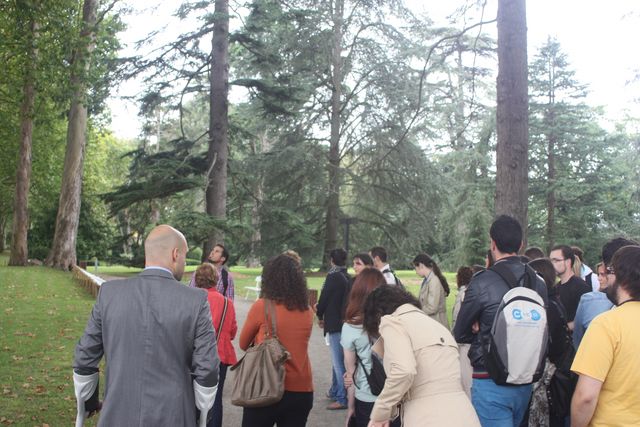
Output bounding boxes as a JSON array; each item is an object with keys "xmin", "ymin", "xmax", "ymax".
[
  {"xmin": 352, "ymin": 253, "xmax": 373, "ymax": 266},
  {"xmin": 215, "ymin": 243, "xmax": 229, "ymax": 265},
  {"xmin": 329, "ymin": 248, "xmax": 348, "ymax": 266},
  {"xmin": 524, "ymin": 247, "xmax": 545, "ymax": 260},
  {"xmin": 602, "ymin": 237, "xmax": 639, "ymax": 265},
  {"xmin": 551, "ymin": 244, "xmax": 575, "ymax": 267},
  {"xmin": 612, "ymin": 245, "xmax": 640, "ymax": 300},
  {"xmin": 529, "ymin": 258, "xmax": 557, "ymax": 289},
  {"xmin": 489, "ymin": 215, "xmax": 522, "ymax": 254},
  {"xmin": 362, "ymin": 285, "xmax": 420, "ymax": 337},
  {"xmin": 369, "ymin": 246, "xmax": 388, "ymax": 263}
]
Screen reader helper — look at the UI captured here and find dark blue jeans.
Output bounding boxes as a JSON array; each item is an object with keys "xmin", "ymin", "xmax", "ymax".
[
  {"xmin": 207, "ymin": 363, "xmax": 228, "ymax": 427},
  {"xmin": 327, "ymin": 332, "xmax": 347, "ymax": 405},
  {"xmin": 472, "ymin": 378, "xmax": 532, "ymax": 427}
]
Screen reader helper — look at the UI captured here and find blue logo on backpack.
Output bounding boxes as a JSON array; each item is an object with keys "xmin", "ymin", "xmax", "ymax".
[{"xmin": 512, "ymin": 309, "xmax": 522, "ymax": 320}]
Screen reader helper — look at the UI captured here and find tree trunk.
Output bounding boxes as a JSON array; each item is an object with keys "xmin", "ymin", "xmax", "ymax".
[
  {"xmin": 546, "ymin": 127, "xmax": 556, "ymax": 251},
  {"xmin": 495, "ymin": 0, "xmax": 529, "ymax": 244},
  {"xmin": 246, "ymin": 131, "xmax": 271, "ymax": 268},
  {"xmin": 46, "ymin": 0, "xmax": 98, "ymax": 270},
  {"xmin": 322, "ymin": 0, "xmax": 344, "ymax": 269},
  {"xmin": 204, "ymin": 0, "xmax": 229, "ymax": 257},
  {"xmin": 9, "ymin": 15, "xmax": 38, "ymax": 267},
  {"xmin": 0, "ymin": 216, "xmax": 5, "ymax": 252}
]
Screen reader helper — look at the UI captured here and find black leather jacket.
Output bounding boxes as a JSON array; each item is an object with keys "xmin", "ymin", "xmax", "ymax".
[{"xmin": 453, "ymin": 256, "xmax": 549, "ymax": 372}]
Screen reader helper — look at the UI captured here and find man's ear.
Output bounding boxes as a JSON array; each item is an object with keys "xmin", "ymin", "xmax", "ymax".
[{"xmin": 172, "ymin": 247, "xmax": 179, "ymax": 262}]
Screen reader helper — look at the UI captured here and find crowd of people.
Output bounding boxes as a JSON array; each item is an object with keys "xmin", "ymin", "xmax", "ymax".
[{"xmin": 72, "ymin": 217, "xmax": 640, "ymax": 427}]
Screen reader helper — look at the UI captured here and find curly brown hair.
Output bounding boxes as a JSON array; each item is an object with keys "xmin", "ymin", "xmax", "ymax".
[
  {"xmin": 195, "ymin": 263, "xmax": 218, "ymax": 289},
  {"xmin": 261, "ymin": 254, "xmax": 309, "ymax": 311},
  {"xmin": 456, "ymin": 266, "xmax": 473, "ymax": 289}
]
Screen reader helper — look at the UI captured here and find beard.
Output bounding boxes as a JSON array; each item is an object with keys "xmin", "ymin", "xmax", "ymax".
[{"xmin": 605, "ymin": 282, "xmax": 619, "ymax": 306}]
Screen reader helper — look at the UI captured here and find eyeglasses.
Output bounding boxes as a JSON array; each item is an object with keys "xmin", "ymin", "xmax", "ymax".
[{"xmin": 550, "ymin": 258, "xmax": 566, "ymax": 264}]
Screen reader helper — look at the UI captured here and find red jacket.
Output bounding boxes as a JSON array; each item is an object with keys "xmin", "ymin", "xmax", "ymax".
[{"xmin": 206, "ymin": 287, "xmax": 238, "ymax": 365}]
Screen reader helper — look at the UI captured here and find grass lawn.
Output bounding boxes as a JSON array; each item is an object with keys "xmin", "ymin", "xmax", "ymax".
[{"xmin": 0, "ymin": 264, "xmax": 101, "ymax": 426}]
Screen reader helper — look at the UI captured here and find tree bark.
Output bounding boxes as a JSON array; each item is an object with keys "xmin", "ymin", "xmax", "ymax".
[
  {"xmin": 495, "ymin": 0, "xmax": 529, "ymax": 244},
  {"xmin": 9, "ymin": 14, "xmax": 38, "ymax": 267},
  {"xmin": 546, "ymin": 123, "xmax": 556, "ymax": 251},
  {"xmin": 46, "ymin": 0, "xmax": 98, "ymax": 270},
  {"xmin": 204, "ymin": 0, "xmax": 229, "ymax": 257},
  {"xmin": 0, "ymin": 215, "xmax": 6, "ymax": 253},
  {"xmin": 322, "ymin": 0, "xmax": 344, "ymax": 269},
  {"xmin": 246, "ymin": 131, "xmax": 271, "ymax": 268}
]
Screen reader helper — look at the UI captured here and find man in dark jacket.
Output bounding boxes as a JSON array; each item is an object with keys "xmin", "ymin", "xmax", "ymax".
[
  {"xmin": 454, "ymin": 215, "xmax": 548, "ymax": 427},
  {"xmin": 316, "ymin": 248, "xmax": 351, "ymax": 410}
]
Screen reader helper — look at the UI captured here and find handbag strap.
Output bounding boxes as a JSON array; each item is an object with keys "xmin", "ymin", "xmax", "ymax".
[
  {"xmin": 263, "ymin": 299, "xmax": 278, "ymax": 338},
  {"xmin": 215, "ymin": 297, "xmax": 228, "ymax": 345}
]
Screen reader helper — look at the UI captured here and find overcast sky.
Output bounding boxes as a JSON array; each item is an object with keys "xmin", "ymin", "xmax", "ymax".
[{"xmin": 107, "ymin": 0, "xmax": 640, "ymax": 139}]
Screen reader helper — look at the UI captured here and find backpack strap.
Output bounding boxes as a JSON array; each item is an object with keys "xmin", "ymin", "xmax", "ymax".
[
  {"xmin": 382, "ymin": 268, "xmax": 401, "ymax": 286},
  {"xmin": 263, "ymin": 299, "xmax": 278, "ymax": 338},
  {"xmin": 215, "ymin": 297, "xmax": 228, "ymax": 345},
  {"xmin": 221, "ymin": 268, "xmax": 229, "ymax": 297},
  {"xmin": 489, "ymin": 261, "xmax": 535, "ymax": 290}
]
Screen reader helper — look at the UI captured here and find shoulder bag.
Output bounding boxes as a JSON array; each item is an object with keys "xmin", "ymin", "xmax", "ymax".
[{"xmin": 230, "ymin": 299, "xmax": 290, "ymax": 407}]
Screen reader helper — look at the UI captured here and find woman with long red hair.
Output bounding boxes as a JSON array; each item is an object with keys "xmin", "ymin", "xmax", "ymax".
[{"xmin": 341, "ymin": 269, "xmax": 399, "ymax": 427}]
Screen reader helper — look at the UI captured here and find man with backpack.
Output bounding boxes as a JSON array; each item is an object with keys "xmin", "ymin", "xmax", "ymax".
[
  {"xmin": 189, "ymin": 243, "xmax": 234, "ymax": 300},
  {"xmin": 370, "ymin": 246, "xmax": 402, "ymax": 286},
  {"xmin": 454, "ymin": 215, "xmax": 549, "ymax": 427}
]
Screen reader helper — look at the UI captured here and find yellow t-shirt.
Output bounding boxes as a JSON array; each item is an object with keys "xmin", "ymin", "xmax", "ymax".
[{"xmin": 571, "ymin": 301, "xmax": 640, "ymax": 426}]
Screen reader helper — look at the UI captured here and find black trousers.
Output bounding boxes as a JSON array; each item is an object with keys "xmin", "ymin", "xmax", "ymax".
[
  {"xmin": 354, "ymin": 399, "xmax": 402, "ymax": 427},
  {"xmin": 241, "ymin": 391, "xmax": 313, "ymax": 427},
  {"xmin": 207, "ymin": 363, "xmax": 228, "ymax": 427}
]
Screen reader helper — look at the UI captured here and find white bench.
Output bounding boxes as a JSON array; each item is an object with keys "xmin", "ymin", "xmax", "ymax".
[{"xmin": 244, "ymin": 276, "xmax": 262, "ymax": 300}]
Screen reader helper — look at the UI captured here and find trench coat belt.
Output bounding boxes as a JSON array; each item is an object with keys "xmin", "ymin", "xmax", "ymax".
[{"xmin": 403, "ymin": 379, "xmax": 462, "ymax": 402}]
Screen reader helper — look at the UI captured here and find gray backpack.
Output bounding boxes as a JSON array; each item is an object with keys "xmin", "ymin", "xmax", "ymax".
[{"xmin": 483, "ymin": 263, "xmax": 548, "ymax": 385}]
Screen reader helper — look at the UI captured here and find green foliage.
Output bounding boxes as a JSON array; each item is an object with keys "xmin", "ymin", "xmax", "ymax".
[{"xmin": 527, "ymin": 38, "xmax": 638, "ymax": 264}]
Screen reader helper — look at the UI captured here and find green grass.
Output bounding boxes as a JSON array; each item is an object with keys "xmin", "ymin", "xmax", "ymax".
[{"xmin": 0, "ymin": 264, "xmax": 101, "ymax": 426}]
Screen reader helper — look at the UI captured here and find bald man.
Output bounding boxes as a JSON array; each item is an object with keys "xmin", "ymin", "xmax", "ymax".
[{"xmin": 73, "ymin": 225, "xmax": 219, "ymax": 426}]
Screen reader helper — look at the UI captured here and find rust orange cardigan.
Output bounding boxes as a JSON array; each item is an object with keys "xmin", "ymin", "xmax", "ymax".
[{"xmin": 239, "ymin": 298, "xmax": 314, "ymax": 392}]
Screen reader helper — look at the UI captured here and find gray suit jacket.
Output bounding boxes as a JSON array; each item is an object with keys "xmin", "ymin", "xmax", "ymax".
[{"xmin": 74, "ymin": 268, "xmax": 219, "ymax": 426}]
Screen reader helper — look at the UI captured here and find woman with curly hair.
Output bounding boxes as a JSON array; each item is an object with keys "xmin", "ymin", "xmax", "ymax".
[
  {"xmin": 239, "ymin": 254, "xmax": 314, "ymax": 427},
  {"xmin": 362, "ymin": 286, "xmax": 479, "ymax": 427}
]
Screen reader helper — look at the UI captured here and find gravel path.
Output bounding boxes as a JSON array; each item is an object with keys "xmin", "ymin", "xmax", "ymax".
[{"xmin": 223, "ymin": 296, "xmax": 346, "ymax": 427}]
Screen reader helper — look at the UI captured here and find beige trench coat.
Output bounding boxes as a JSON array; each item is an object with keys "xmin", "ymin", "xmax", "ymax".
[
  {"xmin": 418, "ymin": 274, "xmax": 449, "ymax": 329},
  {"xmin": 370, "ymin": 304, "xmax": 480, "ymax": 427}
]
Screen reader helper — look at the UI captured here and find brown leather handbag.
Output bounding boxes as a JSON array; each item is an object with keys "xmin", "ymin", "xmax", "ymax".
[{"xmin": 230, "ymin": 299, "xmax": 290, "ymax": 407}]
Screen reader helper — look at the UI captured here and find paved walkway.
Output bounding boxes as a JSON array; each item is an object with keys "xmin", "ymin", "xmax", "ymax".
[{"xmin": 217, "ymin": 296, "xmax": 346, "ymax": 427}]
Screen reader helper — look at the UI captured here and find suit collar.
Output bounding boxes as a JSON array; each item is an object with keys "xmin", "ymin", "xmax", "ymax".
[{"xmin": 139, "ymin": 267, "xmax": 177, "ymax": 280}]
